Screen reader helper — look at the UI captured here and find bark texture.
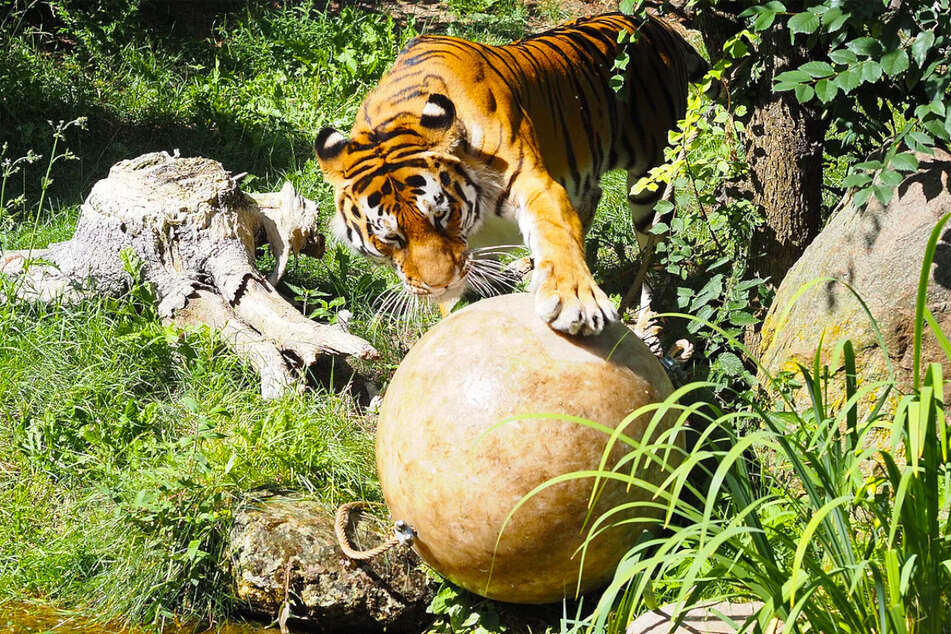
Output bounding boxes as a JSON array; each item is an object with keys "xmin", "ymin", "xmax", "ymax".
[
  {"xmin": 744, "ymin": 30, "xmax": 825, "ymax": 286},
  {"xmin": 670, "ymin": 0, "xmax": 826, "ymax": 287},
  {"xmin": 0, "ymin": 151, "xmax": 378, "ymax": 398}
]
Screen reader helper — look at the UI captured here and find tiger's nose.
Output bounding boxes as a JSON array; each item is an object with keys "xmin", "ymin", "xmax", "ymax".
[{"xmin": 406, "ymin": 242, "xmax": 460, "ymax": 289}]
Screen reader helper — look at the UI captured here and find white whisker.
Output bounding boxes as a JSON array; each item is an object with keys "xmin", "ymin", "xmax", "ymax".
[{"xmin": 468, "ymin": 244, "xmax": 525, "ymax": 254}]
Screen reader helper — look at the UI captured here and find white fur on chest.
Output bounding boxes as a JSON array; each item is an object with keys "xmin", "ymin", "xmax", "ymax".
[
  {"xmin": 463, "ymin": 160, "xmax": 524, "ymax": 250},
  {"xmin": 468, "ymin": 210, "xmax": 523, "ymax": 250}
]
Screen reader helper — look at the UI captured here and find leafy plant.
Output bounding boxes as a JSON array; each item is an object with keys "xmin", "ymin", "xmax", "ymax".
[
  {"xmin": 739, "ymin": 0, "xmax": 951, "ymax": 208},
  {"xmin": 285, "ymin": 281, "xmax": 346, "ymax": 322},
  {"xmin": 629, "ymin": 87, "xmax": 768, "ymax": 385},
  {"xmin": 427, "ymin": 579, "xmax": 506, "ymax": 634},
  {"xmin": 445, "ymin": 0, "xmax": 519, "ymax": 19}
]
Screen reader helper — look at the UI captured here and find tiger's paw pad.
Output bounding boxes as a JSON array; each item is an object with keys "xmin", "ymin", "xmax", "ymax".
[{"xmin": 532, "ymin": 264, "xmax": 618, "ymax": 336}]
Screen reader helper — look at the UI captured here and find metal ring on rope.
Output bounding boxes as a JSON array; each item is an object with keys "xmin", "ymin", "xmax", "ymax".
[{"xmin": 334, "ymin": 501, "xmax": 416, "ymax": 561}]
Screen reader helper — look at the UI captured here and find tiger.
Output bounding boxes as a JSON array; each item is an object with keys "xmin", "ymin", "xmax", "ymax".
[{"xmin": 315, "ymin": 12, "xmax": 708, "ymax": 335}]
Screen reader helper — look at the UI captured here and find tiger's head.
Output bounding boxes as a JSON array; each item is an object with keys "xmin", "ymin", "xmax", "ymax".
[{"xmin": 315, "ymin": 94, "xmax": 493, "ymax": 308}]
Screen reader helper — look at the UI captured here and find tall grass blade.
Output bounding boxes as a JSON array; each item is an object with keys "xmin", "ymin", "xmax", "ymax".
[{"xmin": 913, "ymin": 212, "xmax": 951, "ymax": 390}]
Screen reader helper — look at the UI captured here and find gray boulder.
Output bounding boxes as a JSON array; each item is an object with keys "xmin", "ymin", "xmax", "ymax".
[
  {"xmin": 759, "ymin": 150, "xmax": 951, "ymax": 408},
  {"xmin": 227, "ymin": 494, "xmax": 436, "ymax": 632}
]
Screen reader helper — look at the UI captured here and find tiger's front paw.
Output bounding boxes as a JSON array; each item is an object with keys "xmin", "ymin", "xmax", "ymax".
[{"xmin": 531, "ymin": 259, "xmax": 619, "ymax": 336}]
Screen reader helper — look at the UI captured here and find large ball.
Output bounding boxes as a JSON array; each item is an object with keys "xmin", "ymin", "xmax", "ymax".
[{"xmin": 377, "ymin": 293, "xmax": 676, "ymax": 604}]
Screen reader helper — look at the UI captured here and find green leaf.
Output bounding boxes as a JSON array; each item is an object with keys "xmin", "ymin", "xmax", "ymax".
[
  {"xmin": 855, "ymin": 159, "xmax": 884, "ymax": 171},
  {"xmin": 828, "ymin": 48, "xmax": 857, "ymax": 65},
  {"xmin": 654, "ymin": 199, "xmax": 674, "ymax": 215},
  {"xmin": 859, "ymin": 60, "xmax": 883, "ymax": 83},
  {"xmin": 843, "ymin": 172, "xmax": 872, "ymax": 188},
  {"xmin": 923, "ymin": 118, "xmax": 951, "ymax": 141},
  {"xmin": 815, "ymin": 78, "xmax": 838, "ymax": 103},
  {"xmin": 853, "ymin": 186, "xmax": 872, "ymax": 208},
  {"xmin": 846, "ymin": 37, "xmax": 883, "ymax": 57},
  {"xmin": 729, "ymin": 311, "xmax": 760, "ymax": 326},
  {"xmin": 878, "ymin": 169, "xmax": 904, "ymax": 188},
  {"xmin": 724, "ymin": 36, "xmax": 750, "ymax": 58},
  {"xmin": 881, "ymin": 49, "xmax": 910, "ymax": 76},
  {"xmin": 911, "ymin": 31, "xmax": 935, "ymax": 67},
  {"xmin": 916, "ymin": 103, "xmax": 938, "ymax": 119},
  {"xmin": 800, "ymin": 61, "xmax": 835, "ymax": 78},
  {"xmin": 835, "ymin": 68, "xmax": 862, "ymax": 93},
  {"xmin": 717, "ymin": 352, "xmax": 745, "ymax": 376},
  {"xmin": 794, "ymin": 83, "xmax": 815, "ymax": 103},
  {"xmin": 788, "ymin": 12, "xmax": 820, "ymax": 36},
  {"xmin": 186, "ymin": 539, "xmax": 202, "ymax": 561},
  {"xmin": 822, "ymin": 7, "xmax": 849, "ymax": 32},
  {"xmin": 889, "ymin": 152, "xmax": 919, "ymax": 172},
  {"xmin": 908, "ymin": 131, "xmax": 934, "ymax": 148},
  {"xmin": 754, "ymin": 10, "xmax": 779, "ymax": 31},
  {"xmin": 181, "ymin": 395, "xmax": 200, "ymax": 413},
  {"xmin": 775, "ymin": 69, "xmax": 811, "ymax": 83},
  {"xmin": 873, "ymin": 183, "xmax": 895, "ymax": 206}
]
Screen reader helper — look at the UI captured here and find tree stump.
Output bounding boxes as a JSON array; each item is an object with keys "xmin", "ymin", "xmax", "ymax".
[{"xmin": 0, "ymin": 151, "xmax": 378, "ymax": 398}]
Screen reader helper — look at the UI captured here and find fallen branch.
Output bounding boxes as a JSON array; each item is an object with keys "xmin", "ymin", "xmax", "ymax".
[{"xmin": 0, "ymin": 151, "xmax": 378, "ymax": 398}]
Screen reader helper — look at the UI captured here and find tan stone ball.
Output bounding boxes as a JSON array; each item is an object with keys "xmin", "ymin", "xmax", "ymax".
[{"xmin": 377, "ymin": 293, "xmax": 677, "ymax": 604}]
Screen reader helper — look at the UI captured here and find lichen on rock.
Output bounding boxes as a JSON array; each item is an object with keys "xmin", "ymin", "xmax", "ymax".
[
  {"xmin": 759, "ymin": 149, "xmax": 951, "ymax": 413},
  {"xmin": 227, "ymin": 495, "xmax": 436, "ymax": 632}
]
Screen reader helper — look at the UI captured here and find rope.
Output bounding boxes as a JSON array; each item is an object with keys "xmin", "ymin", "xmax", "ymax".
[{"xmin": 334, "ymin": 501, "xmax": 416, "ymax": 561}]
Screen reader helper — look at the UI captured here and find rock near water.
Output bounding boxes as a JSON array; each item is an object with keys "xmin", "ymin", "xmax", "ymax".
[{"xmin": 227, "ymin": 495, "xmax": 436, "ymax": 632}]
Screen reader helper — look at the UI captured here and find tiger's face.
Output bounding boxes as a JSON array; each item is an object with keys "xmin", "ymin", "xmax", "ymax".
[
  {"xmin": 315, "ymin": 94, "xmax": 493, "ymax": 305},
  {"xmin": 331, "ymin": 156, "xmax": 482, "ymax": 301}
]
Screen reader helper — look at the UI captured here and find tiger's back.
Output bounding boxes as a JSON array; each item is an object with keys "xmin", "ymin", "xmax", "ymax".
[{"xmin": 358, "ymin": 14, "xmax": 702, "ymax": 222}]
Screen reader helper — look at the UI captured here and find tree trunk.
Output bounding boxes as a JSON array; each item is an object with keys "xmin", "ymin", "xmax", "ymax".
[
  {"xmin": 0, "ymin": 151, "xmax": 378, "ymax": 398},
  {"xmin": 682, "ymin": 0, "xmax": 826, "ymax": 287},
  {"xmin": 745, "ymin": 30, "xmax": 825, "ymax": 287}
]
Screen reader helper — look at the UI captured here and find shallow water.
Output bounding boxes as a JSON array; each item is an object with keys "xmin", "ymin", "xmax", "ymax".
[{"xmin": 0, "ymin": 603, "xmax": 276, "ymax": 634}]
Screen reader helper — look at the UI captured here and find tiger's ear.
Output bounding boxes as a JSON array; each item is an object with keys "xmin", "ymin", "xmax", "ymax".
[
  {"xmin": 420, "ymin": 94, "xmax": 455, "ymax": 130},
  {"xmin": 420, "ymin": 93, "xmax": 464, "ymax": 151},
  {"xmin": 314, "ymin": 127, "xmax": 349, "ymax": 183}
]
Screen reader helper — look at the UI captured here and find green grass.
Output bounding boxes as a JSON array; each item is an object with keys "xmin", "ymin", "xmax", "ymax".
[
  {"xmin": 5, "ymin": 1, "xmax": 940, "ymax": 632},
  {"xmin": 0, "ymin": 277, "xmax": 380, "ymax": 624}
]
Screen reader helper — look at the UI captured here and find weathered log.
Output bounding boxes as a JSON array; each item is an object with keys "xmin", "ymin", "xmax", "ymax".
[{"xmin": 0, "ymin": 151, "xmax": 378, "ymax": 398}]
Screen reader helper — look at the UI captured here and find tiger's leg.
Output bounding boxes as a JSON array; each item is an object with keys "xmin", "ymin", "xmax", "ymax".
[
  {"xmin": 626, "ymin": 169, "xmax": 664, "ymax": 252},
  {"xmin": 512, "ymin": 173, "xmax": 618, "ymax": 336},
  {"xmin": 621, "ymin": 169, "xmax": 664, "ymax": 316},
  {"xmin": 508, "ymin": 183, "xmax": 602, "ymax": 288},
  {"xmin": 572, "ymin": 181, "xmax": 603, "ymax": 236}
]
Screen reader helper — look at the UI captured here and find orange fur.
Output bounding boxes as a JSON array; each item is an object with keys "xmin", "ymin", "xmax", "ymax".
[{"xmin": 316, "ymin": 13, "xmax": 705, "ymax": 334}]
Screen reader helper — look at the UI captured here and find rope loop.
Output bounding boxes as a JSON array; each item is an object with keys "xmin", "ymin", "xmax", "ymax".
[{"xmin": 335, "ymin": 501, "xmax": 416, "ymax": 561}]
